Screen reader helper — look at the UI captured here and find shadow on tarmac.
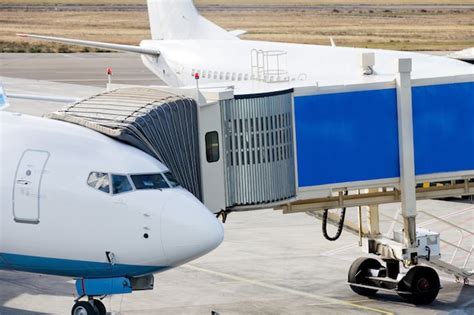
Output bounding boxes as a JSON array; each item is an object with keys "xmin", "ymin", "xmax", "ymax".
[{"xmin": 0, "ymin": 270, "xmax": 72, "ymax": 315}]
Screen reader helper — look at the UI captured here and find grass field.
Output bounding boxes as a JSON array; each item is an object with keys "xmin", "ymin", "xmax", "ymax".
[{"xmin": 1, "ymin": 1, "xmax": 473, "ymax": 52}]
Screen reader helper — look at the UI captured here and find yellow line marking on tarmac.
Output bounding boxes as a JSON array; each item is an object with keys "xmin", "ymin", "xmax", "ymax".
[
  {"xmin": 306, "ymin": 299, "xmax": 370, "ymax": 306},
  {"xmin": 184, "ymin": 265, "xmax": 394, "ymax": 315}
]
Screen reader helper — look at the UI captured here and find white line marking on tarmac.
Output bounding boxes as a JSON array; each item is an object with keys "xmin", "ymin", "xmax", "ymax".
[
  {"xmin": 184, "ymin": 264, "xmax": 394, "ymax": 315},
  {"xmin": 320, "ymin": 242, "xmax": 358, "ymax": 256}
]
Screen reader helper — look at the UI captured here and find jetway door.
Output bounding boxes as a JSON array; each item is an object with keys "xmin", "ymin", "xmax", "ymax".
[
  {"xmin": 221, "ymin": 90, "xmax": 296, "ymax": 206},
  {"xmin": 13, "ymin": 150, "xmax": 49, "ymax": 224}
]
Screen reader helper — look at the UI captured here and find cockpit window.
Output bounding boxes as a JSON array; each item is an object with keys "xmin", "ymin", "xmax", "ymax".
[
  {"xmin": 87, "ymin": 172, "xmax": 110, "ymax": 194},
  {"xmin": 163, "ymin": 171, "xmax": 179, "ymax": 187},
  {"xmin": 112, "ymin": 174, "xmax": 133, "ymax": 194},
  {"xmin": 131, "ymin": 174, "xmax": 169, "ymax": 190}
]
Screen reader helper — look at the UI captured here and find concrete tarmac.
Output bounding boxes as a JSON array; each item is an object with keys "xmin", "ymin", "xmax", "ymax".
[
  {"xmin": 0, "ymin": 53, "xmax": 473, "ymax": 315},
  {"xmin": 0, "ymin": 53, "xmax": 163, "ymax": 88}
]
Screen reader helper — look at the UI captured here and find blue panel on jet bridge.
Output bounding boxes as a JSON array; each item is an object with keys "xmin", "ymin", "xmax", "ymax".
[
  {"xmin": 294, "ymin": 82, "xmax": 474, "ymax": 188},
  {"xmin": 294, "ymin": 88, "xmax": 400, "ymax": 187},
  {"xmin": 413, "ymin": 82, "xmax": 474, "ymax": 175}
]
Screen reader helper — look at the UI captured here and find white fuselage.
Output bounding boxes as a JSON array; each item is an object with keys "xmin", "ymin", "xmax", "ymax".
[
  {"xmin": 139, "ymin": 39, "xmax": 473, "ymax": 88},
  {"xmin": 0, "ymin": 112, "xmax": 223, "ymax": 278}
]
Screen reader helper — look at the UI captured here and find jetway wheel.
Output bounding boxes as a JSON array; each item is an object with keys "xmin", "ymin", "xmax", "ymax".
[
  {"xmin": 348, "ymin": 257, "xmax": 382, "ymax": 296},
  {"xmin": 398, "ymin": 266, "xmax": 440, "ymax": 305}
]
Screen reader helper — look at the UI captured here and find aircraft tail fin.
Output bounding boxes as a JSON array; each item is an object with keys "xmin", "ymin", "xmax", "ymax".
[{"xmin": 147, "ymin": 0, "xmax": 237, "ymax": 40}]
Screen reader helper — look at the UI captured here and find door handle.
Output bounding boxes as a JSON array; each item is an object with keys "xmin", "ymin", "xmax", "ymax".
[{"xmin": 16, "ymin": 180, "xmax": 31, "ymax": 186}]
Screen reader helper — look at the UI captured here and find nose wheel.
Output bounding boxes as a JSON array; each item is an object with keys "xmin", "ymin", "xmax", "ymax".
[{"xmin": 72, "ymin": 299, "xmax": 106, "ymax": 315}]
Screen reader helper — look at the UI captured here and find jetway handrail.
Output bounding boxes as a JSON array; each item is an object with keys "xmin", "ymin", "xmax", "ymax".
[
  {"xmin": 380, "ymin": 208, "xmax": 473, "ymax": 271},
  {"xmin": 418, "ymin": 210, "xmax": 473, "ymax": 270},
  {"xmin": 418, "ymin": 210, "xmax": 474, "ymax": 236}
]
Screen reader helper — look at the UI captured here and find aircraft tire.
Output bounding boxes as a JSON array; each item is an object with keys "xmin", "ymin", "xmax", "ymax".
[
  {"xmin": 71, "ymin": 301, "xmax": 97, "ymax": 315},
  {"xmin": 92, "ymin": 299, "xmax": 107, "ymax": 315}
]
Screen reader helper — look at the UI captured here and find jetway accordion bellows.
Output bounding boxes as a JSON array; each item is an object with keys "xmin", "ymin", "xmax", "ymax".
[
  {"xmin": 49, "ymin": 87, "xmax": 202, "ymax": 199},
  {"xmin": 221, "ymin": 90, "xmax": 296, "ymax": 206}
]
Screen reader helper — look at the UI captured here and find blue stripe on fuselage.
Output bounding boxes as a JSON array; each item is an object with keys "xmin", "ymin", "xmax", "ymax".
[{"xmin": 0, "ymin": 253, "xmax": 169, "ymax": 278}]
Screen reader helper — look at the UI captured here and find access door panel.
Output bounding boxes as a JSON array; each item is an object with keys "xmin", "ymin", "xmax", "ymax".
[{"xmin": 13, "ymin": 150, "xmax": 49, "ymax": 223}]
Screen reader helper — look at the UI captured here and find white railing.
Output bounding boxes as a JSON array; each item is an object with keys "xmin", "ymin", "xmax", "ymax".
[
  {"xmin": 381, "ymin": 207, "xmax": 474, "ymax": 282},
  {"xmin": 251, "ymin": 49, "xmax": 289, "ymax": 83}
]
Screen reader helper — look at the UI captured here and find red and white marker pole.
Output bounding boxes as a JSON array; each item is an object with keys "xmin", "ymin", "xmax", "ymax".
[
  {"xmin": 107, "ymin": 67, "xmax": 113, "ymax": 85},
  {"xmin": 194, "ymin": 72, "xmax": 200, "ymax": 90}
]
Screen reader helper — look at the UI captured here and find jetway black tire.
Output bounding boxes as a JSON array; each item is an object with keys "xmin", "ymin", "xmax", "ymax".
[
  {"xmin": 348, "ymin": 257, "xmax": 382, "ymax": 296},
  {"xmin": 71, "ymin": 301, "xmax": 96, "ymax": 315},
  {"xmin": 92, "ymin": 299, "xmax": 106, "ymax": 315},
  {"xmin": 398, "ymin": 266, "xmax": 440, "ymax": 305}
]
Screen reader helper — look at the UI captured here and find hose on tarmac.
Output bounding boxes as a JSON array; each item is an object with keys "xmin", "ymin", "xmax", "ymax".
[{"xmin": 322, "ymin": 191, "xmax": 348, "ymax": 241}]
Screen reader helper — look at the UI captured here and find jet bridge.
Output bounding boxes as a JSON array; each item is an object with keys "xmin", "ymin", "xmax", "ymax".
[
  {"xmin": 194, "ymin": 58, "xmax": 473, "ymax": 304},
  {"xmin": 50, "ymin": 57, "xmax": 474, "ymax": 305}
]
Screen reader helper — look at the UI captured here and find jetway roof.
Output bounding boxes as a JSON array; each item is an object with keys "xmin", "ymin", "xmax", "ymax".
[{"xmin": 49, "ymin": 87, "xmax": 202, "ymax": 199}]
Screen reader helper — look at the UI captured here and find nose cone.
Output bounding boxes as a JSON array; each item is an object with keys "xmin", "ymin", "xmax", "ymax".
[{"xmin": 161, "ymin": 191, "xmax": 224, "ymax": 266}]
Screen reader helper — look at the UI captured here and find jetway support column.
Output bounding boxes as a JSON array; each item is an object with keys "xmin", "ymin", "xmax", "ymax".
[
  {"xmin": 367, "ymin": 189, "xmax": 381, "ymax": 237},
  {"xmin": 395, "ymin": 58, "xmax": 418, "ymax": 264}
]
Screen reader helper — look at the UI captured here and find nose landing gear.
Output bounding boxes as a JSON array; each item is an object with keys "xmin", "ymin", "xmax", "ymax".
[
  {"xmin": 348, "ymin": 257, "xmax": 440, "ymax": 305},
  {"xmin": 71, "ymin": 298, "xmax": 106, "ymax": 315}
]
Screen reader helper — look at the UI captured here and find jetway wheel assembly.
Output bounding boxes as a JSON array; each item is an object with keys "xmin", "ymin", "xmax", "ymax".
[
  {"xmin": 348, "ymin": 257, "xmax": 440, "ymax": 305},
  {"xmin": 348, "ymin": 257, "xmax": 382, "ymax": 296},
  {"xmin": 397, "ymin": 266, "xmax": 440, "ymax": 305}
]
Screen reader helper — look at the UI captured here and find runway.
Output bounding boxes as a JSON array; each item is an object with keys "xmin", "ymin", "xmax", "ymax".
[{"xmin": 0, "ymin": 53, "xmax": 473, "ymax": 315}]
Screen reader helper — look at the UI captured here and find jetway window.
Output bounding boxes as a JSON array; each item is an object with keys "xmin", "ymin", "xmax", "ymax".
[
  {"xmin": 131, "ymin": 174, "xmax": 169, "ymax": 190},
  {"xmin": 112, "ymin": 174, "xmax": 133, "ymax": 194},
  {"xmin": 205, "ymin": 131, "xmax": 220, "ymax": 163},
  {"xmin": 87, "ymin": 172, "xmax": 110, "ymax": 194}
]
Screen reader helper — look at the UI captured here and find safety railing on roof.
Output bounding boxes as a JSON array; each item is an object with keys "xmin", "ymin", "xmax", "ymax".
[{"xmin": 251, "ymin": 49, "xmax": 289, "ymax": 83}]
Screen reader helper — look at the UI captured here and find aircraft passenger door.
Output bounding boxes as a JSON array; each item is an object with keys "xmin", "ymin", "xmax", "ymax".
[{"xmin": 13, "ymin": 150, "xmax": 50, "ymax": 224}]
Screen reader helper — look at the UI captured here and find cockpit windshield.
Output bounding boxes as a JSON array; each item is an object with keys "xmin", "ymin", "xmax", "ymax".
[
  {"xmin": 163, "ymin": 171, "xmax": 179, "ymax": 187},
  {"xmin": 130, "ymin": 173, "xmax": 170, "ymax": 190},
  {"xmin": 88, "ymin": 171, "xmax": 180, "ymax": 194}
]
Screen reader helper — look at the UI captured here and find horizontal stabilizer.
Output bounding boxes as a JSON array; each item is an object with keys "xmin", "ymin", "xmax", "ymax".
[
  {"xmin": 228, "ymin": 30, "xmax": 247, "ymax": 37},
  {"xmin": 6, "ymin": 93, "xmax": 80, "ymax": 103},
  {"xmin": 17, "ymin": 34, "xmax": 160, "ymax": 56}
]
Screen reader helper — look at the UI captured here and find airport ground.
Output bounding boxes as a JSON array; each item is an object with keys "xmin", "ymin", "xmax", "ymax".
[
  {"xmin": 0, "ymin": 53, "xmax": 473, "ymax": 314},
  {"xmin": 1, "ymin": 1, "xmax": 474, "ymax": 52}
]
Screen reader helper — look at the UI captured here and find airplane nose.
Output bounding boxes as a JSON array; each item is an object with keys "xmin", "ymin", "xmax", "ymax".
[{"xmin": 161, "ymin": 192, "xmax": 224, "ymax": 266}]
